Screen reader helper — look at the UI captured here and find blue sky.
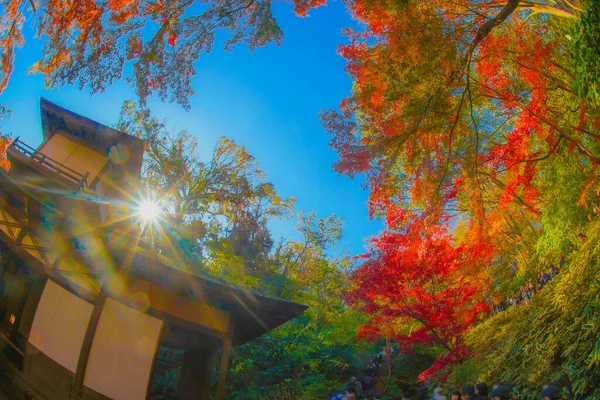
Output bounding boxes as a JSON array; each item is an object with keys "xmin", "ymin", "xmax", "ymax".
[{"xmin": 0, "ymin": 0, "xmax": 383, "ymax": 256}]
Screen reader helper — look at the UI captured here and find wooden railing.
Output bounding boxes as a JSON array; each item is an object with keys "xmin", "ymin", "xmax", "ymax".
[
  {"xmin": 0, "ymin": 334, "xmax": 96, "ymax": 400},
  {"xmin": 9, "ymin": 137, "xmax": 89, "ymax": 190},
  {"xmin": 0, "ymin": 335, "xmax": 44, "ymax": 400}
]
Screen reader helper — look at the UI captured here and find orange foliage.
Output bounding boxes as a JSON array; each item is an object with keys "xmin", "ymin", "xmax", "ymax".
[
  {"xmin": 0, "ymin": 0, "xmax": 327, "ymax": 107},
  {"xmin": 0, "ymin": 136, "xmax": 12, "ymax": 171},
  {"xmin": 292, "ymin": 0, "xmax": 327, "ymax": 17},
  {"xmin": 324, "ymin": 0, "xmax": 587, "ymax": 381},
  {"xmin": 323, "ymin": 0, "xmax": 586, "ymax": 242}
]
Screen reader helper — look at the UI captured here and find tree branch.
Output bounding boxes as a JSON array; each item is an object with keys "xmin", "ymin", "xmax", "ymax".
[{"xmin": 468, "ymin": 0, "xmax": 520, "ymax": 58}]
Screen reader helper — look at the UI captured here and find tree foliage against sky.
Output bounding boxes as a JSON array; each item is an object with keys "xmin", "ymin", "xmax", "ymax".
[
  {"xmin": 324, "ymin": 0, "xmax": 589, "ymax": 222},
  {"xmin": 0, "ymin": 0, "xmax": 326, "ymax": 108},
  {"xmin": 3, "ymin": 0, "xmax": 600, "ymax": 395},
  {"xmin": 117, "ymin": 100, "xmax": 295, "ymax": 280},
  {"xmin": 117, "ymin": 101, "xmax": 366, "ymax": 398},
  {"xmin": 346, "ymin": 214, "xmax": 491, "ymax": 381},
  {"xmin": 323, "ymin": 0, "xmax": 600, "ymax": 386},
  {"xmin": 0, "ymin": 104, "xmax": 10, "ymax": 171}
]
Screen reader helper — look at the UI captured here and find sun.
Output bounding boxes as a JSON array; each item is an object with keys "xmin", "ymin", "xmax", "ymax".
[{"xmin": 137, "ymin": 199, "xmax": 163, "ymax": 222}]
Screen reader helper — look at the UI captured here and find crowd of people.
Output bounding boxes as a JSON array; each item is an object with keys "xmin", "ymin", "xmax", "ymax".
[
  {"xmin": 333, "ymin": 381, "xmax": 567, "ymax": 400},
  {"xmin": 492, "ymin": 255, "xmax": 565, "ymax": 314},
  {"xmin": 329, "ymin": 254, "xmax": 571, "ymax": 400},
  {"xmin": 426, "ymin": 382, "xmax": 565, "ymax": 400},
  {"xmin": 330, "ymin": 348, "xmax": 399, "ymax": 400}
]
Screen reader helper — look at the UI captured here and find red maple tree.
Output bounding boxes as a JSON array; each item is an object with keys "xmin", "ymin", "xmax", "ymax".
[{"xmin": 346, "ymin": 208, "xmax": 492, "ymax": 380}]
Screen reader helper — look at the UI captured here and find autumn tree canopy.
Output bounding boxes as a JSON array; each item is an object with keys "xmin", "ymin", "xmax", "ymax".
[
  {"xmin": 324, "ymin": 0, "xmax": 588, "ymax": 221},
  {"xmin": 0, "ymin": 0, "xmax": 326, "ymax": 108},
  {"xmin": 0, "ymin": 104, "xmax": 11, "ymax": 170},
  {"xmin": 324, "ymin": 0, "xmax": 600, "ymax": 383},
  {"xmin": 346, "ymin": 213, "xmax": 491, "ymax": 380}
]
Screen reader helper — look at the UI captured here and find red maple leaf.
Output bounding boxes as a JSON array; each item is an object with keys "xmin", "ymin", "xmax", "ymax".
[{"xmin": 167, "ymin": 33, "xmax": 176, "ymax": 47}]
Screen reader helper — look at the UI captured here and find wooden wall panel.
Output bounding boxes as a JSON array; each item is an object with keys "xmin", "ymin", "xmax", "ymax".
[
  {"xmin": 28, "ymin": 280, "xmax": 93, "ymax": 373},
  {"xmin": 84, "ymin": 298, "xmax": 162, "ymax": 400},
  {"xmin": 39, "ymin": 134, "xmax": 107, "ymax": 184},
  {"xmin": 38, "ymin": 134, "xmax": 78, "ymax": 166}
]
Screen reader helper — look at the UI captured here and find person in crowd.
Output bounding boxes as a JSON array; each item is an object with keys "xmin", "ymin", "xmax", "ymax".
[
  {"xmin": 330, "ymin": 392, "xmax": 346, "ymax": 400},
  {"xmin": 366, "ymin": 363, "xmax": 375, "ymax": 377},
  {"xmin": 475, "ymin": 383, "xmax": 488, "ymax": 400},
  {"xmin": 559, "ymin": 253, "xmax": 566, "ymax": 269},
  {"xmin": 346, "ymin": 376, "xmax": 364, "ymax": 399},
  {"xmin": 380, "ymin": 347, "xmax": 388, "ymax": 359},
  {"xmin": 401, "ymin": 395, "xmax": 410, "ymax": 400},
  {"xmin": 371, "ymin": 355, "xmax": 380, "ymax": 369},
  {"xmin": 527, "ymin": 279, "xmax": 535, "ymax": 302},
  {"xmin": 540, "ymin": 384, "xmax": 563, "ymax": 400},
  {"xmin": 450, "ymin": 390, "xmax": 461, "ymax": 400},
  {"xmin": 489, "ymin": 384, "xmax": 511, "ymax": 400},
  {"xmin": 346, "ymin": 386, "xmax": 356, "ymax": 400},
  {"xmin": 373, "ymin": 392, "xmax": 382, "ymax": 400},
  {"xmin": 432, "ymin": 387, "xmax": 447, "ymax": 400},
  {"xmin": 550, "ymin": 264, "xmax": 558, "ymax": 278},
  {"xmin": 359, "ymin": 376, "xmax": 367, "ymax": 392},
  {"xmin": 542, "ymin": 270, "xmax": 550, "ymax": 285},
  {"xmin": 391, "ymin": 344, "xmax": 399, "ymax": 357},
  {"xmin": 462, "ymin": 384, "xmax": 476, "ymax": 400},
  {"xmin": 537, "ymin": 272, "xmax": 544, "ymax": 291},
  {"xmin": 363, "ymin": 375, "xmax": 376, "ymax": 392}
]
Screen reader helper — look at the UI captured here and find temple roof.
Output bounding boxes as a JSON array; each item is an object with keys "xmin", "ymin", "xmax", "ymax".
[
  {"xmin": 123, "ymin": 246, "xmax": 308, "ymax": 345},
  {"xmin": 40, "ymin": 98, "xmax": 144, "ymax": 178}
]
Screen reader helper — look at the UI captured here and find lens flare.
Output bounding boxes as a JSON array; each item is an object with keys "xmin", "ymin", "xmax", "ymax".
[{"xmin": 137, "ymin": 199, "xmax": 162, "ymax": 222}]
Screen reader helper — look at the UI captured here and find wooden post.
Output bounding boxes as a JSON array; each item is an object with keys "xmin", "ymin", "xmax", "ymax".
[
  {"xmin": 176, "ymin": 346, "xmax": 216, "ymax": 400},
  {"xmin": 215, "ymin": 319, "xmax": 234, "ymax": 400},
  {"xmin": 73, "ymin": 296, "xmax": 105, "ymax": 392}
]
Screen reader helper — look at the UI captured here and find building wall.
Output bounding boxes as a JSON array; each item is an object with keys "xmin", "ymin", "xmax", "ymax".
[
  {"xmin": 38, "ymin": 134, "xmax": 107, "ymax": 184},
  {"xmin": 28, "ymin": 280, "xmax": 94, "ymax": 373},
  {"xmin": 84, "ymin": 298, "xmax": 163, "ymax": 400},
  {"xmin": 23, "ymin": 345, "xmax": 76, "ymax": 400},
  {"xmin": 0, "ymin": 243, "xmax": 39, "ymax": 364},
  {"xmin": 0, "ymin": 244, "xmax": 225, "ymax": 400}
]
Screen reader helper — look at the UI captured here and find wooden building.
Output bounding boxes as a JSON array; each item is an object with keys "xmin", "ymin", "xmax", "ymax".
[{"xmin": 0, "ymin": 99, "xmax": 307, "ymax": 399}]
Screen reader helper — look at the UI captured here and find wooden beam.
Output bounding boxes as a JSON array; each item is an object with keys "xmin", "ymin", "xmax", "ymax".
[
  {"xmin": 15, "ymin": 229, "xmax": 26, "ymax": 244},
  {"xmin": 51, "ymin": 255, "xmax": 62, "ymax": 272},
  {"xmin": 0, "ymin": 230, "xmax": 96, "ymax": 304},
  {"xmin": 73, "ymin": 296, "xmax": 105, "ymax": 393},
  {"xmin": 215, "ymin": 317, "xmax": 235, "ymax": 400}
]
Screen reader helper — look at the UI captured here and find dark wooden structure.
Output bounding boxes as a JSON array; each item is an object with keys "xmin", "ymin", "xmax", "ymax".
[{"xmin": 0, "ymin": 98, "xmax": 307, "ymax": 400}]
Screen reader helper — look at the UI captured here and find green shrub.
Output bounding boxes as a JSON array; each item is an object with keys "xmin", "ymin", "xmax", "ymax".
[{"xmin": 569, "ymin": 0, "xmax": 600, "ymax": 106}]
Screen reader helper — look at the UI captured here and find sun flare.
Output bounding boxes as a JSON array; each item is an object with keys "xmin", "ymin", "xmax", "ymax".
[{"xmin": 137, "ymin": 199, "xmax": 162, "ymax": 222}]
